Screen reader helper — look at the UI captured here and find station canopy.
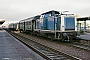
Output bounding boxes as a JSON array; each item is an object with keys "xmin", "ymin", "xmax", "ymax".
[
  {"xmin": 0, "ymin": 20, "xmax": 5, "ymax": 25},
  {"xmin": 77, "ymin": 17, "xmax": 90, "ymax": 21}
]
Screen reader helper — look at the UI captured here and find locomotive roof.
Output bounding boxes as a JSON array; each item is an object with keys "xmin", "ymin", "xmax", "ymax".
[{"xmin": 41, "ymin": 10, "xmax": 60, "ymax": 15}]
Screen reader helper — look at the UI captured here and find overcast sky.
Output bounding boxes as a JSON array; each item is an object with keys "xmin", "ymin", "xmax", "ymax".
[{"xmin": 0, "ymin": 0, "xmax": 90, "ymax": 25}]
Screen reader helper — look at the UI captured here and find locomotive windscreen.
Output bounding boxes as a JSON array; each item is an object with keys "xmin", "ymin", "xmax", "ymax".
[{"xmin": 64, "ymin": 17, "xmax": 75, "ymax": 30}]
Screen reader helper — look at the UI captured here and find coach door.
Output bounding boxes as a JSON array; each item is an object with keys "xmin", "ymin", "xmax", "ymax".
[{"xmin": 32, "ymin": 20, "xmax": 35, "ymax": 31}]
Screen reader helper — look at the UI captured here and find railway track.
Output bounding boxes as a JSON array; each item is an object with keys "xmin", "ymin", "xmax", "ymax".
[
  {"xmin": 68, "ymin": 42, "xmax": 90, "ymax": 51},
  {"xmin": 7, "ymin": 30, "xmax": 90, "ymax": 60},
  {"xmin": 19, "ymin": 31, "xmax": 90, "ymax": 52},
  {"xmin": 6, "ymin": 30, "xmax": 80, "ymax": 60}
]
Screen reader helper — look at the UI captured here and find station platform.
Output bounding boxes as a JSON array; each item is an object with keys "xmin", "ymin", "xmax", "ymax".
[
  {"xmin": 77, "ymin": 33, "xmax": 90, "ymax": 45},
  {"xmin": 78, "ymin": 33, "xmax": 90, "ymax": 41},
  {"xmin": 0, "ymin": 30, "xmax": 45, "ymax": 60}
]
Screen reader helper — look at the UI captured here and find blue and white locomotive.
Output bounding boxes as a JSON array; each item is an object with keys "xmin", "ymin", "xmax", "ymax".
[
  {"xmin": 8, "ymin": 10, "xmax": 78, "ymax": 41},
  {"xmin": 35, "ymin": 10, "xmax": 77, "ymax": 41}
]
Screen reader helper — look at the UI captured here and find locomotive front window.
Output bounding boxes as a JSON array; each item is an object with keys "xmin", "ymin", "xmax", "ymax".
[{"xmin": 64, "ymin": 17, "xmax": 75, "ymax": 30}]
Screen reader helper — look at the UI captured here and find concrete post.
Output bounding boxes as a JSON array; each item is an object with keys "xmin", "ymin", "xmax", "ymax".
[{"xmin": 84, "ymin": 21, "xmax": 86, "ymax": 30}]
